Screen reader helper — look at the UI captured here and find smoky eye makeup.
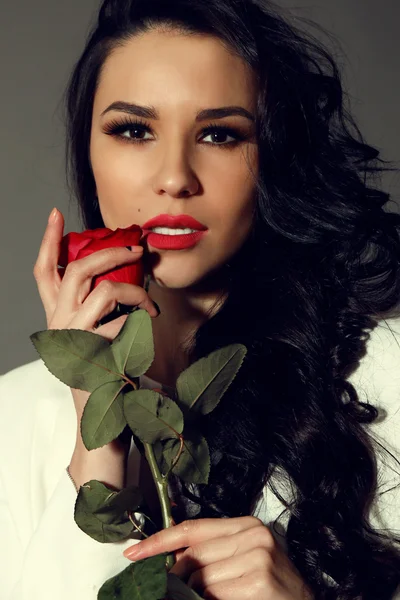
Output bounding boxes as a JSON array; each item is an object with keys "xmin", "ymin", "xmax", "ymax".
[{"xmin": 101, "ymin": 116, "xmax": 252, "ymax": 149}]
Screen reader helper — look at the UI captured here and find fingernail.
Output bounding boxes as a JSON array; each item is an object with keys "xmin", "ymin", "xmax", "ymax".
[
  {"xmin": 154, "ymin": 302, "xmax": 161, "ymax": 316},
  {"xmin": 123, "ymin": 544, "xmax": 142, "ymax": 559},
  {"xmin": 126, "ymin": 246, "xmax": 143, "ymax": 253},
  {"xmin": 48, "ymin": 207, "xmax": 58, "ymax": 224}
]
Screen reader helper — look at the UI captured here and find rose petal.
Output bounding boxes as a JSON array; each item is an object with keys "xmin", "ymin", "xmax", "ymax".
[{"xmin": 58, "ymin": 224, "xmax": 144, "ymax": 288}]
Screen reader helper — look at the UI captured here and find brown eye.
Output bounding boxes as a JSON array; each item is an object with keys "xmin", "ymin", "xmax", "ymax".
[
  {"xmin": 103, "ymin": 118, "xmax": 152, "ymax": 142},
  {"xmin": 202, "ymin": 129, "xmax": 236, "ymax": 144},
  {"xmin": 104, "ymin": 118, "xmax": 247, "ymax": 148},
  {"xmin": 121, "ymin": 124, "xmax": 152, "ymax": 141}
]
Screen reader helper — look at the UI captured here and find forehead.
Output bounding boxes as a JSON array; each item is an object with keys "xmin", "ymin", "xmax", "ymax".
[{"xmin": 95, "ymin": 30, "xmax": 258, "ymax": 113}]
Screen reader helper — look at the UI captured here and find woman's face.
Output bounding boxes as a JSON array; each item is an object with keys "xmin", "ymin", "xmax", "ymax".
[{"xmin": 90, "ymin": 29, "xmax": 259, "ymax": 289}]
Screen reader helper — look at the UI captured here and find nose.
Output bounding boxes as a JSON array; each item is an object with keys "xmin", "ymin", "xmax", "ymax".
[{"xmin": 152, "ymin": 144, "xmax": 200, "ymax": 199}]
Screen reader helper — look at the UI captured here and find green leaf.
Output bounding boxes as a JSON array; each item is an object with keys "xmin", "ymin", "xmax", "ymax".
[
  {"xmin": 162, "ymin": 430, "xmax": 210, "ymax": 484},
  {"xmin": 30, "ymin": 329, "xmax": 119, "ymax": 392},
  {"xmin": 81, "ymin": 380, "xmax": 128, "ymax": 450},
  {"xmin": 167, "ymin": 573, "xmax": 205, "ymax": 600},
  {"xmin": 111, "ymin": 309, "xmax": 155, "ymax": 378},
  {"xmin": 175, "ymin": 344, "xmax": 247, "ymax": 418},
  {"xmin": 98, "ymin": 554, "xmax": 168, "ymax": 600},
  {"xmin": 74, "ymin": 480, "xmax": 138, "ymax": 543},
  {"xmin": 123, "ymin": 389, "xmax": 184, "ymax": 444},
  {"xmin": 94, "ymin": 485, "xmax": 144, "ymax": 523}
]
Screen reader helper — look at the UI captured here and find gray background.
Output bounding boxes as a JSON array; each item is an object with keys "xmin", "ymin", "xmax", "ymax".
[{"xmin": 1, "ymin": 1, "xmax": 399, "ymax": 375}]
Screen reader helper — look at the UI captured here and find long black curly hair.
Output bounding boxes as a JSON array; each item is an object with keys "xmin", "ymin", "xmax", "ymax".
[{"xmin": 63, "ymin": 0, "xmax": 400, "ymax": 596}]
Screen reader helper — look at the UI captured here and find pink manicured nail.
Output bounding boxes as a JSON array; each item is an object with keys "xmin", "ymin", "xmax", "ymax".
[
  {"xmin": 123, "ymin": 544, "xmax": 142, "ymax": 559},
  {"xmin": 48, "ymin": 207, "xmax": 58, "ymax": 224}
]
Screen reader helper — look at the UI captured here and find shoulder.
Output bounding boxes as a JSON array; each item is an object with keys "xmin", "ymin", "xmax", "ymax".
[
  {"xmin": 0, "ymin": 359, "xmax": 154, "ymax": 472},
  {"xmin": 0, "ymin": 357, "xmax": 69, "ymax": 392},
  {"xmin": 348, "ymin": 316, "xmax": 400, "ymax": 457},
  {"xmin": 0, "ymin": 359, "xmax": 75, "ymax": 493},
  {"xmin": 348, "ymin": 316, "xmax": 400, "ymax": 391},
  {"xmin": 258, "ymin": 316, "xmax": 400, "ymax": 537},
  {"xmin": 0, "ymin": 359, "xmax": 158, "ymax": 450},
  {"xmin": 343, "ymin": 316, "xmax": 400, "ymax": 531},
  {"xmin": 0, "ymin": 358, "xmax": 72, "ymax": 429}
]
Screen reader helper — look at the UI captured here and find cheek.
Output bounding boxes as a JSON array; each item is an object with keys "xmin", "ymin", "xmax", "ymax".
[
  {"xmin": 211, "ymin": 149, "xmax": 257, "ymax": 230},
  {"xmin": 215, "ymin": 182, "xmax": 256, "ymax": 236},
  {"xmin": 90, "ymin": 133, "xmax": 143, "ymax": 193},
  {"xmin": 93, "ymin": 154, "xmax": 136, "ymax": 193},
  {"xmin": 91, "ymin": 143, "xmax": 144, "ymax": 226}
]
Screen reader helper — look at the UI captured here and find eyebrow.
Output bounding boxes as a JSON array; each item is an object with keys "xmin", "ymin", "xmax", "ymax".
[{"xmin": 100, "ymin": 101, "xmax": 255, "ymax": 123}]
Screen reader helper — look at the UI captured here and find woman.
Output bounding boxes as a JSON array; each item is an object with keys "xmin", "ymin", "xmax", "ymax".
[{"xmin": 1, "ymin": 0, "xmax": 400, "ymax": 598}]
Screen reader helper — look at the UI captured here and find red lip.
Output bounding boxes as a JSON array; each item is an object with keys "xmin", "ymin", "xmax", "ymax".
[{"xmin": 141, "ymin": 214, "xmax": 207, "ymax": 231}]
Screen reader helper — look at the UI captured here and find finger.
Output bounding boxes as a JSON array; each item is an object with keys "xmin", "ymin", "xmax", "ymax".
[
  {"xmin": 185, "ymin": 548, "xmax": 272, "ymax": 594},
  {"xmin": 33, "ymin": 208, "xmax": 65, "ymax": 324},
  {"xmin": 122, "ymin": 516, "xmax": 263, "ymax": 561},
  {"xmin": 50, "ymin": 246, "xmax": 144, "ymax": 327},
  {"xmin": 202, "ymin": 570, "xmax": 272, "ymax": 600},
  {"xmin": 67, "ymin": 280, "xmax": 159, "ymax": 332},
  {"xmin": 170, "ymin": 525, "xmax": 275, "ymax": 581},
  {"xmin": 174, "ymin": 548, "xmax": 186, "ymax": 562}
]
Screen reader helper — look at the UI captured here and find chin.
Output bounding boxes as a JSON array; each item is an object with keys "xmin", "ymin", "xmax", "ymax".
[
  {"xmin": 143, "ymin": 251, "xmax": 203, "ymax": 287},
  {"xmin": 148, "ymin": 258, "xmax": 230, "ymax": 295},
  {"xmin": 149, "ymin": 270, "xmax": 202, "ymax": 290}
]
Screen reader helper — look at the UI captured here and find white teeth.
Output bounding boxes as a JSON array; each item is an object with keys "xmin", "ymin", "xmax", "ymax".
[{"xmin": 151, "ymin": 227, "xmax": 197, "ymax": 235}]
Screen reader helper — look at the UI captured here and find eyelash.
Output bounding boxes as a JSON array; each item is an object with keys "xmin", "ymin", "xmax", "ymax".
[{"xmin": 103, "ymin": 117, "xmax": 247, "ymax": 149}]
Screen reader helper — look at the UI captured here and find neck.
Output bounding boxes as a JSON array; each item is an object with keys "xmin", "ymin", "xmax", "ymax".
[{"xmin": 144, "ymin": 273, "xmax": 228, "ymax": 388}]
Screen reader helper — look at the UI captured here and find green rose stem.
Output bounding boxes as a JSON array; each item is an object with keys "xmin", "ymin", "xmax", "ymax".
[
  {"xmin": 121, "ymin": 375, "xmax": 179, "ymax": 570},
  {"xmin": 143, "ymin": 442, "xmax": 176, "ymax": 570}
]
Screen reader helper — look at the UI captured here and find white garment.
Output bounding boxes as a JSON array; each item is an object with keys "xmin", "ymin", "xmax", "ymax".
[{"xmin": 0, "ymin": 318, "xmax": 399, "ymax": 599}]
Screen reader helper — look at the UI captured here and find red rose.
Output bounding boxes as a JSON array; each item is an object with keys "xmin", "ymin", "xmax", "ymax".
[{"xmin": 58, "ymin": 224, "xmax": 144, "ymax": 290}]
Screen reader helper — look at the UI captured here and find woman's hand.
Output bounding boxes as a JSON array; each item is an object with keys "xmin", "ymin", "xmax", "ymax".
[
  {"xmin": 33, "ymin": 208, "xmax": 158, "ymax": 417},
  {"xmin": 33, "ymin": 208, "xmax": 159, "ymax": 489},
  {"xmin": 122, "ymin": 516, "xmax": 314, "ymax": 599}
]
